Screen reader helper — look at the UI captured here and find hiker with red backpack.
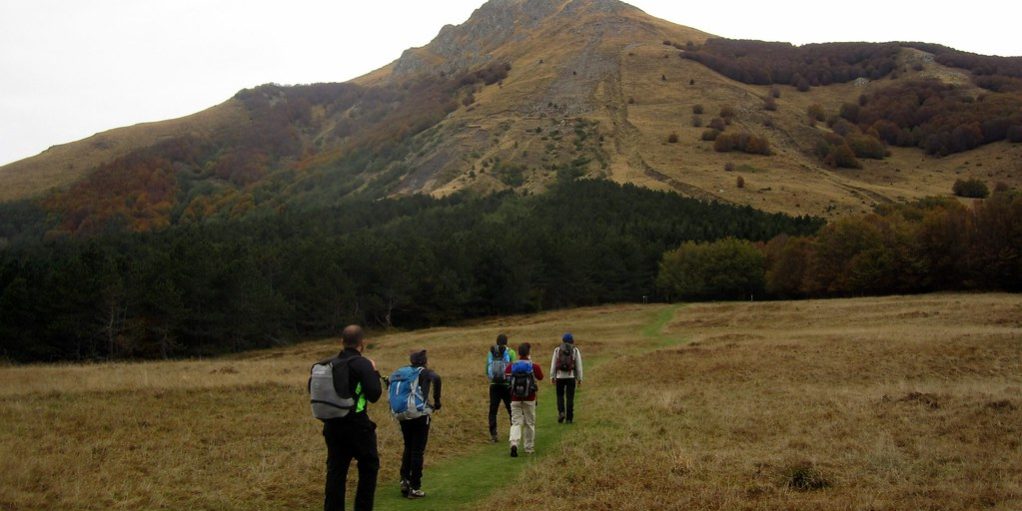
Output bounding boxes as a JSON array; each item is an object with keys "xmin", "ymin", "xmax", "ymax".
[
  {"xmin": 387, "ymin": 349, "xmax": 442, "ymax": 499},
  {"xmin": 505, "ymin": 342, "xmax": 544, "ymax": 457},
  {"xmin": 550, "ymin": 333, "xmax": 583, "ymax": 424},
  {"xmin": 486, "ymin": 334, "xmax": 517, "ymax": 442}
]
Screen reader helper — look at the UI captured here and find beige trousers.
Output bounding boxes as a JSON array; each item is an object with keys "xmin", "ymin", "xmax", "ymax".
[{"xmin": 509, "ymin": 400, "xmax": 537, "ymax": 452}]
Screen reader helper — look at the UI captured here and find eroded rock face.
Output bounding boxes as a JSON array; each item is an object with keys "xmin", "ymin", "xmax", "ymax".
[
  {"xmin": 393, "ymin": 0, "xmax": 563, "ymax": 76},
  {"xmin": 391, "ymin": 0, "xmax": 638, "ymax": 77}
]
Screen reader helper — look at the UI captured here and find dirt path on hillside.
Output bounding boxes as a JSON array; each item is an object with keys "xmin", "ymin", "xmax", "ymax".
[{"xmin": 602, "ymin": 47, "xmax": 727, "ymax": 203}]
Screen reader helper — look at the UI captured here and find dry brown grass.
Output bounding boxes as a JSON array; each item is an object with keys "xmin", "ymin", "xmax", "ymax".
[
  {"xmin": 1, "ymin": 295, "xmax": 1019, "ymax": 510},
  {"xmin": 476, "ymin": 293, "xmax": 1022, "ymax": 510},
  {"xmin": 0, "ymin": 304, "xmax": 638, "ymax": 510}
]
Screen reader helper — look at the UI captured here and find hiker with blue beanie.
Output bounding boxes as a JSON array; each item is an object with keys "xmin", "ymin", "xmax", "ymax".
[{"xmin": 550, "ymin": 333, "xmax": 583, "ymax": 424}]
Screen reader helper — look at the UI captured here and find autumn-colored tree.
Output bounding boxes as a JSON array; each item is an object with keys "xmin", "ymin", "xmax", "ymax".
[
  {"xmin": 846, "ymin": 134, "xmax": 886, "ymax": 159},
  {"xmin": 966, "ymin": 192, "xmax": 1022, "ymax": 290},
  {"xmin": 762, "ymin": 235, "xmax": 808, "ymax": 297}
]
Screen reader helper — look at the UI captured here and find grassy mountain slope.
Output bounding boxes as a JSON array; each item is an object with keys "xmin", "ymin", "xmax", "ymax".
[
  {"xmin": 0, "ymin": 101, "xmax": 246, "ymax": 203},
  {"xmin": 1, "ymin": 293, "xmax": 1019, "ymax": 509},
  {"xmin": 1, "ymin": 0, "xmax": 1020, "ymax": 232}
]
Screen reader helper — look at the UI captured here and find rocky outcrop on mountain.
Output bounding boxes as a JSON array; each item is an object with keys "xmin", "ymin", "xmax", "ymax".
[{"xmin": 392, "ymin": 0, "xmax": 639, "ymax": 77}]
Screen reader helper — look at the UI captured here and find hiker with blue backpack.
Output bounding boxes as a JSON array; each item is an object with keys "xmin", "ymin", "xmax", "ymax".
[
  {"xmin": 308, "ymin": 325, "xmax": 382, "ymax": 511},
  {"xmin": 550, "ymin": 333, "xmax": 584, "ymax": 424},
  {"xmin": 388, "ymin": 349, "xmax": 442, "ymax": 499},
  {"xmin": 506, "ymin": 342, "xmax": 544, "ymax": 457},
  {"xmin": 486, "ymin": 334, "xmax": 517, "ymax": 442}
]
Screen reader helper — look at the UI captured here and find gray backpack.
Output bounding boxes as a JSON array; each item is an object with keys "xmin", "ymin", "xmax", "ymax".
[{"xmin": 309, "ymin": 358, "xmax": 355, "ymax": 420}]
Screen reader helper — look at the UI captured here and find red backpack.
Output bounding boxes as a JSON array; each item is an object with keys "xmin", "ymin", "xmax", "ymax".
[{"xmin": 557, "ymin": 343, "xmax": 575, "ymax": 372}]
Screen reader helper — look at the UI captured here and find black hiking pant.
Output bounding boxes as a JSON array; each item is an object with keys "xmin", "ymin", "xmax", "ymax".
[
  {"xmin": 324, "ymin": 418, "xmax": 379, "ymax": 511},
  {"xmin": 555, "ymin": 378, "xmax": 577, "ymax": 422},
  {"xmin": 399, "ymin": 415, "xmax": 431, "ymax": 490},
  {"xmin": 488, "ymin": 384, "xmax": 512, "ymax": 435}
]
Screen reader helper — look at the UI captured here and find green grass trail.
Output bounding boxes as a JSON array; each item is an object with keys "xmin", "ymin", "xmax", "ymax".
[{"xmin": 371, "ymin": 304, "xmax": 684, "ymax": 511}]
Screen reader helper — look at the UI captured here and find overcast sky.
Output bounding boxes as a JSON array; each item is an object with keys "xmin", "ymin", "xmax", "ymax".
[{"xmin": 2, "ymin": 0, "xmax": 1019, "ymax": 167}]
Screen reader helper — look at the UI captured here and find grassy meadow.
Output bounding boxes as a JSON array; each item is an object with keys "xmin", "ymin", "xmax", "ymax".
[{"xmin": 1, "ymin": 293, "xmax": 1020, "ymax": 510}]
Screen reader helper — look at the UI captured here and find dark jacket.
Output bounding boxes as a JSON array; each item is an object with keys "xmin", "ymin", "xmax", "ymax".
[
  {"xmin": 412, "ymin": 365, "xmax": 443, "ymax": 409},
  {"xmin": 325, "ymin": 347, "xmax": 382, "ymax": 422}
]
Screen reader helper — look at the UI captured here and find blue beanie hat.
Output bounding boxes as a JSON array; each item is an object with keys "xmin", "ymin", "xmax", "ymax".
[{"xmin": 562, "ymin": 333, "xmax": 574, "ymax": 343}]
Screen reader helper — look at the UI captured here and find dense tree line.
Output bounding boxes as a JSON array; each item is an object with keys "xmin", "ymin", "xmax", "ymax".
[
  {"xmin": 849, "ymin": 79, "xmax": 1022, "ymax": 157},
  {"xmin": 763, "ymin": 193, "xmax": 1022, "ymax": 296},
  {"xmin": 903, "ymin": 43, "xmax": 1022, "ymax": 92},
  {"xmin": 0, "ymin": 180, "xmax": 821, "ymax": 362},
  {"xmin": 658, "ymin": 192, "xmax": 1022, "ymax": 300},
  {"xmin": 682, "ymin": 39, "xmax": 901, "ymax": 87},
  {"xmin": 683, "ymin": 39, "xmax": 1022, "ymax": 93}
]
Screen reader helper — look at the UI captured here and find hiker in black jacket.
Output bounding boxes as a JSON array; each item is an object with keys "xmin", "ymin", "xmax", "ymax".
[
  {"xmin": 398, "ymin": 350, "xmax": 442, "ymax": 499},
  {"xmin": 321, "ymin": 325, "xmax": 382, "ymax": 511}
]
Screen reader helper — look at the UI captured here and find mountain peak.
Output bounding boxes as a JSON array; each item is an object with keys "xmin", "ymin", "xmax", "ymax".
[{"xmin": 391, "ymin": 0, "xmax": 639, "ymax": 77}]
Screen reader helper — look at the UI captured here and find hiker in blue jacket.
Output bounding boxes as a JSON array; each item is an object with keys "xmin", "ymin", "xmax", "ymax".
[
  {"xmin": 485, "ymin": 334, "xmax": 517, "ymax": 442},
  {"xmin": 393, "ymin": 350, "xmax": 441, "ymax": 499}
]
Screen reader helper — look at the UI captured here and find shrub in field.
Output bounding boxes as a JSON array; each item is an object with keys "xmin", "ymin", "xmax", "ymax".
[
  {"xmin": 807, "ymin": 104, "xmax": 826, "ymax": 123},
  {"xmin": 702, "ymin": 129, "xmax": 721, "ymax": 141},
  {"xmin": 714, "ymin": 132, "xmax": 772, "ymax": 155},
  {"xmin": 952, "ymin": 178, "xmax": 989, "ymax": 198},
  {"xmin": 846, "ymin": 134, "xmax": 886, "ymax": 159},
  {"xmin": 824, "ymin": 142, "xmax": 862, "ymax": 169},
  {"xmin": 784, "ymin": 462, "xmax": 831, "ymax": 491}
]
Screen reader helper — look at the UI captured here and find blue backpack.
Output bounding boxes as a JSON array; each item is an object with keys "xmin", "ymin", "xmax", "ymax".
[
  {"xmin": 509, "ymin": 360, "xmax": 537, "ymax": 399},
  {"xmin": 488, "ymin": 345, "xmax": 511, "ymax": 383},
  {"xmin": 388, "ymin": 366, "xmax": 431, "ymax": 420}
]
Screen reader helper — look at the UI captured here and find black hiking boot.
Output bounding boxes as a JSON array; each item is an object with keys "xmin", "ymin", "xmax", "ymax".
[{"xmin": 510, "ymin": 445, "xmax": 518, "ymax": 457}]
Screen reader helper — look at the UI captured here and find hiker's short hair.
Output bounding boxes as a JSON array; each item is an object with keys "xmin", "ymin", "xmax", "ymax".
[
  {"xmin": 496, "ymin": 334, "xmax": 508, "ymax": 345},
  {"xmin": 342, "ymin": 325, "xmax": 364, "ymax": 348},
  {"xmin": 518, "ymin": 342, "xmax": 531, "ymax": 358}
]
